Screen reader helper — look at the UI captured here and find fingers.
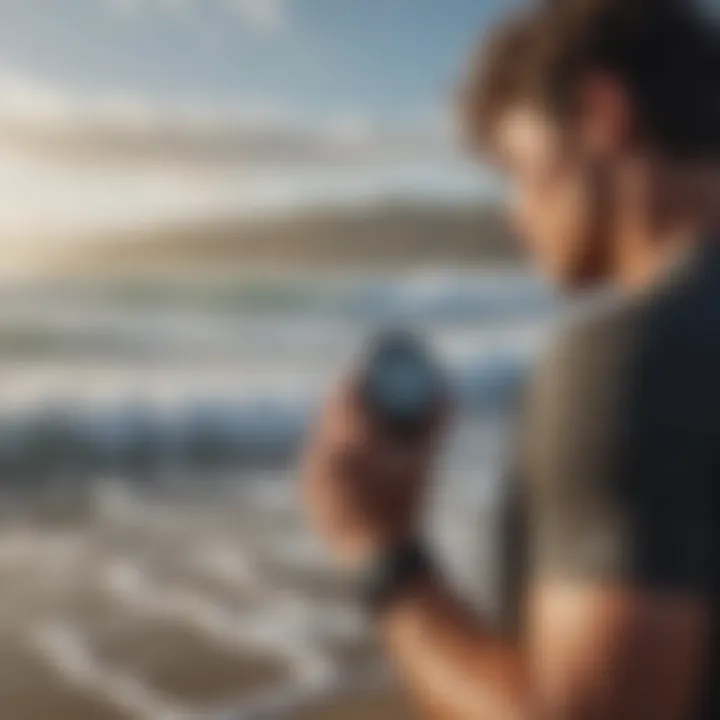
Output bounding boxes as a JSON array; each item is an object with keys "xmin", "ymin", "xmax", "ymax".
[
  {"xmin": 307, "ymin": 371, "xmax": 448, "ymax": 482},
  {"xmin": 319, "ymin": 371, "xmax": 373, "ymax": 448},
  {"xmin": 301, "ymin": 370, "xmax": 446, "ymax": 564}
]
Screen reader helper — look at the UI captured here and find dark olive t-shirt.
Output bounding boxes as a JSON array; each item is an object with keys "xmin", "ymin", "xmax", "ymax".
[{"xmin": 500, "ymin": 240, "xmax": 720, "ymax": 718}]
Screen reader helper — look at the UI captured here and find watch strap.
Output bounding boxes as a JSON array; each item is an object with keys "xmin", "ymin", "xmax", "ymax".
[{"xmin": 360, "ymin": 538, "xmax": 436, "ymax": 615}]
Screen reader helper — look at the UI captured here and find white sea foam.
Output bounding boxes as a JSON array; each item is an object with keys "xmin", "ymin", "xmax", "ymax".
[{"xmin": 0, "ymin": 270, "xmax": 556, "ymax": 718}]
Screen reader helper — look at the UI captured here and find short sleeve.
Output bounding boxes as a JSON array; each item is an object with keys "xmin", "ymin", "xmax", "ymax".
[{"xmin": 524, "ymin": 303, "xmax": 717, "ymax": 595}]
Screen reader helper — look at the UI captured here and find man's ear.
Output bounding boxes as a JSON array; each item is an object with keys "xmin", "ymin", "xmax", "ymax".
[{"xmin": 577, "ymin": 73, "xmax": 636, "ymax": 159}]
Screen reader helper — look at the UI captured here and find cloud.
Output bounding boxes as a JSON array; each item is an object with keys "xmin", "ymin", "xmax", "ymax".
[
  {"xmin": 105, "ymin": 0, "xmax": 289, "ymax": 33},
  {"xmin": 224, "ymin": 0, "xmax": 287, "ymax": 33},
  {"xmin": 0, "ymin": 69, "xmax": 75, "ymax": 126},
  {"xmin": 0, "ymin": 66, "xmax": 478, "ymax": 250},
  {"xmin": 0, "ymin": 66, "xmax": 452, "ymax": 166}
]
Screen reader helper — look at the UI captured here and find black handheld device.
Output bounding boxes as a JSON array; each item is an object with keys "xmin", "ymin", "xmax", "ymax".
[{"xmin": 360, "ymin": 330, "xmax": 446, "ymax": 441}]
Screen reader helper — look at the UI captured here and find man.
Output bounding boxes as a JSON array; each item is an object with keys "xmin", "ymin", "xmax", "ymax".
[{"xmin": 302, "ymin": 0, "xmax": 720, "ymax": 717}]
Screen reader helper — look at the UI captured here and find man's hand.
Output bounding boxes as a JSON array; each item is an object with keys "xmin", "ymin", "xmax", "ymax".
[
  {"xmin": 300, "ymin": 362, "xmax": 710, "ymax": 720},
  {"xmin": 301, "ymin": 374, "xmax": 447, "ymax": 566}
]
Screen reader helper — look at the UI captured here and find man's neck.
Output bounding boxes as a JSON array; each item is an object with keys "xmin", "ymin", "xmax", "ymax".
[
  {"xmin": 612, "ymin": 164, "xmax": 719, "ymax": 289},
  {"xmin": 614, "ymin": 226, "xmax": 695, "ymax": 289}
]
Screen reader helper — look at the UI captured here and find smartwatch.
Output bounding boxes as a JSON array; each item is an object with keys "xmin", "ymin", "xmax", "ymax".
[
  {"xmin": 361, "ymin": 330, "xmax": 446, "ymax": 442},
  {"xmin": 360, "ymin": 538, "xmax": 436, "ymax": 615}
]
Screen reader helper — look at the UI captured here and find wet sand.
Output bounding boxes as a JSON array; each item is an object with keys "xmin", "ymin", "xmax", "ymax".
[
  {"xmin": 0, "ymin": 483, "xmax": 440, "ymax": 719},
  {"xmin": 292, "ymin": 690, "xmax": 413, "ymax": 720}
]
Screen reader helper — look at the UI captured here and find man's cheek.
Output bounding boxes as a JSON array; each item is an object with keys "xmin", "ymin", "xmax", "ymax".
[{"xmin": 533, "ymin": 210, "xmax": 564, "ymax": 257}]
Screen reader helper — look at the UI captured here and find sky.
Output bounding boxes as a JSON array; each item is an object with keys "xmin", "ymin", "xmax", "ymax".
[{"xmin": 0, "ymin": 0, "xmax": 521, "ymax": 250}]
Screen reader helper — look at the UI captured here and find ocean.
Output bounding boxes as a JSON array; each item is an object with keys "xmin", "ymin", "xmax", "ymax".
[{"xmin": 0, "ymin": 268, "xmax": 557, "ymax": 719}]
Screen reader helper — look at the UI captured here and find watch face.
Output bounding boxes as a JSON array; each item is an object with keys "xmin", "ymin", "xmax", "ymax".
[{"xmin": 364, "ymin": 332, "xmax": 443, "ymax": 429}]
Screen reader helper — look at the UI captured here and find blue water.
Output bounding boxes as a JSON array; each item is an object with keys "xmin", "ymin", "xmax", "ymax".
[
  {"xmin": 0, "ymin": 269, "xmax": 558, "ymax": 719},
  {"xmin": 0, "ymin": 270, "xmax": 556, "ymax": 484}
]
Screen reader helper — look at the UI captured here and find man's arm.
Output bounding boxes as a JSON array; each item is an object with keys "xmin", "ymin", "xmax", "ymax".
[
  {"xmin": 379, "ymin": 312, "xmax": 715, "ymax": 719},
  {"xmin": 380, "ymin": 576, "xmax": 527, "ymax": 720},
  {"xmin": 379, "ymin": 576, "xmax": 709, "ymax": 719},
  {"xmin": 303, "ymin": 310, "xmax": 715, "ymax": 719}
]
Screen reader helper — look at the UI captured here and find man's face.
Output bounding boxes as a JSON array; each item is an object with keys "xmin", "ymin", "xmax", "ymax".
[{"xmin": 495, "ymin": 106, "xmax": 613, "ymax": 289}]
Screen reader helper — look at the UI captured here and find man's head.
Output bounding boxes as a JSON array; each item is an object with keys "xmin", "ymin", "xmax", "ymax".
[{"xmin": 463, "ymin": 0, "xmax": 720, "ymax": 289}]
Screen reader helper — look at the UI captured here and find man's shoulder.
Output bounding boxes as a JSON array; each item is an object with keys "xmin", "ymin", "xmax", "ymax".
[
  {"xmin": 537, "ymin": 291, "xmax": 642, "ymax": 390},
  {"xmin": 531, "ymin": 262, "xmax": 720, "ymax": 431},
  {"xmin": 549, "ymin": 262, "xmax": 720, "ymax": 380}
]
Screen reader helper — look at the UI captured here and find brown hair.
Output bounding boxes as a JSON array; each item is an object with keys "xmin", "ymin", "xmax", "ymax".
[{"xmin": 464, "ymin": 0, "xmax": 720, "ymax": 160}]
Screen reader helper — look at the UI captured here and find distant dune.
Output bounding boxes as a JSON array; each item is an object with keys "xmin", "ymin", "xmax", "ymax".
[{"xmin": 49, "ymin": 201, "xmax": 522, "ymax": 275}]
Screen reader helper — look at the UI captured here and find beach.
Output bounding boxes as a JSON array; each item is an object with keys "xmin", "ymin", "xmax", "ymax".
[{"xmin": 0, "ymin": 270, "xmax": 555, "ymax": 718}]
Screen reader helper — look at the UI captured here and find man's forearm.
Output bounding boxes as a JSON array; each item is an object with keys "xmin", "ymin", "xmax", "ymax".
[{"xmin": 379, "ymin": 577, "xmax": 529, "ymax": 719}]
